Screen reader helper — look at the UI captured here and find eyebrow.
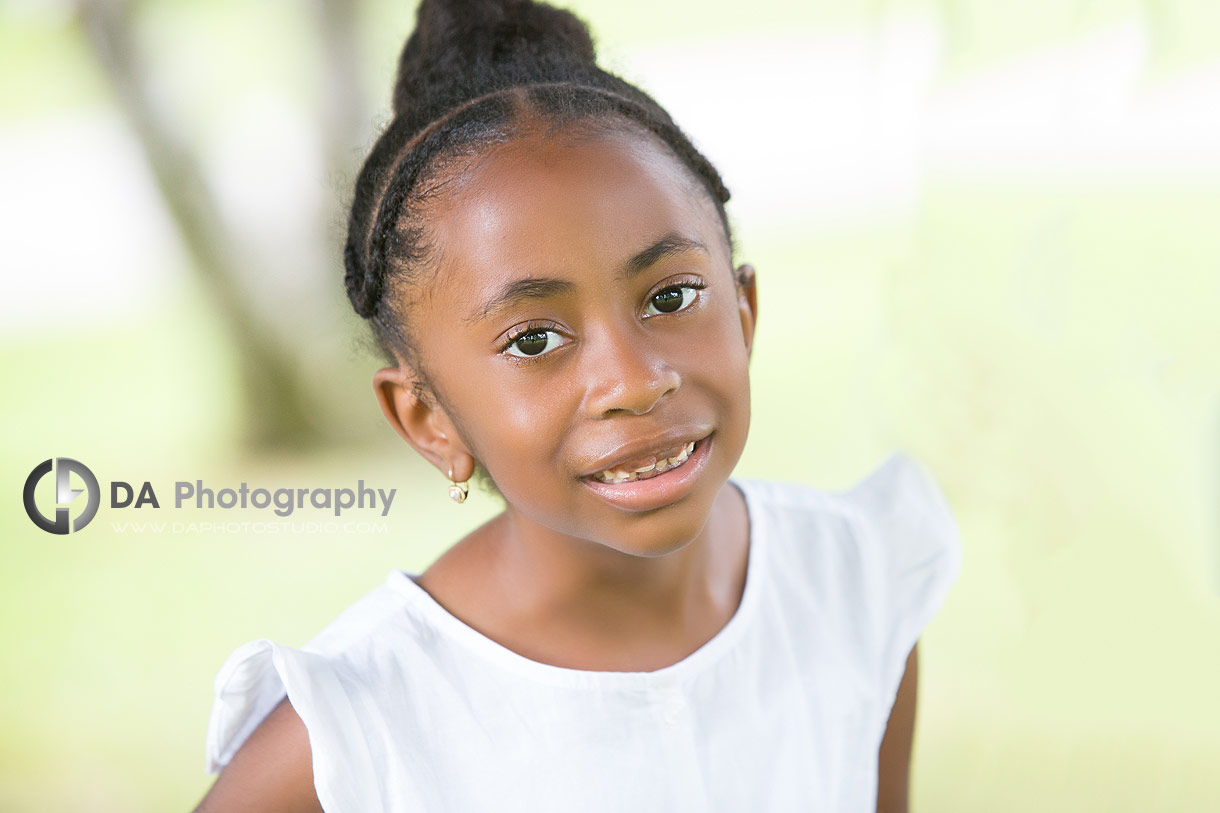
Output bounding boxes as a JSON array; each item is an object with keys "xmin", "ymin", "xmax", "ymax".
[{"xmin": 465, "ymin": 233, "xmax": 709, "ymax": 326}]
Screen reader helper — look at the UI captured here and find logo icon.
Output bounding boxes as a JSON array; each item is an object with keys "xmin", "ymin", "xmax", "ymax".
[{"xmin": 23, "ymin": 458, "xmax": 100, "ymax": 534}]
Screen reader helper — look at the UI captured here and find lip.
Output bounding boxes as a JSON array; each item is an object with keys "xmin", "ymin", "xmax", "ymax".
[
  {"xmin": 579, "ymin": 432, "xmax": 713, "ymax": 512},
  {"xmin": 580, "ymin": 427, "xmax": 713, "ymax": 478}
]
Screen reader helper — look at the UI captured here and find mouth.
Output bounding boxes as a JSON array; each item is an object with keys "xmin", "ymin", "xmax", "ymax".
[
  {"xmin": 586, "ymin": 439, "xmax": 698, "ymax": 484},
  {"xmin": 579, "ymin": 433, "xmax": 714, "ymax": 512}
]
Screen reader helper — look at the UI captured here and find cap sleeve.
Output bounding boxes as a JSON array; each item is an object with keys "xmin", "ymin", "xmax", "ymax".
[
  {"xmin": 845, "ymin": 451, "xmax": 963, "ymax": 711},
  {"xmin": 204, "ymin": 638, "xmax": 381, "ymax": 812}
]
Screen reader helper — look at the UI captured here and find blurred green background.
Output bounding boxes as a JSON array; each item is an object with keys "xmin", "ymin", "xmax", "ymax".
[{"xmin": 2, "ymin": 0, "xmax": 1218, "ymax": 810}]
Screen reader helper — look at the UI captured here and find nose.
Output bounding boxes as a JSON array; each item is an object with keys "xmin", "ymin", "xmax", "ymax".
[{"xmin": 582, "ymin": 322, "xmax": 681, "ymax": 418}]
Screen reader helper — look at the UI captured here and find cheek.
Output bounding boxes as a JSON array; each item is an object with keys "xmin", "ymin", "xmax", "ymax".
[
  {"xmin": 455, "ymin": 363, "xmax": 576, "ymax": 473},
  {"xmin": 416, "ymin": 325, "xmax": 566, "ymax": 476},
  {"xmin": 689, "ymin": 304, "xmax": 753, "ymax": 431},
  {"xmin": 687, "ymin": 299, "xmax": 752, "ymax": 379}
]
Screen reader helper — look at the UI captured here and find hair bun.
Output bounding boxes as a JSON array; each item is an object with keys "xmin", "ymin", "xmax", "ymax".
[{"xmin": 393, "ymin": 0, "xmax": 596, "ymax": 118}]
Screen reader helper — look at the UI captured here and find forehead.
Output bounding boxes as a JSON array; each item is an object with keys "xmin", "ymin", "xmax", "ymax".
[{"xmin": 423, "ymin": 126, "xmax": 727, "ymax": 303}]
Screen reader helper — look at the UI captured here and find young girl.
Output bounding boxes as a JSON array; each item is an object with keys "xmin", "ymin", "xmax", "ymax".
[{"xmin": 196, "ymin": 0, "xmax": 961, "ymax": 810}]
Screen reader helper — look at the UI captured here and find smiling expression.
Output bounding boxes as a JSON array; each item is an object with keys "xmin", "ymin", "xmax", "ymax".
[{"xmin": 379, "ymin": 120, "xmax": 757, "ymax": 558}]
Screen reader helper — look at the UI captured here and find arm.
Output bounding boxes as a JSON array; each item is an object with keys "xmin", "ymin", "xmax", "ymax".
[
  {"xmin": 876, "ymin": 642, "xmax": 919, "ymax": 813},
  {"xmin": 192, "ymin": 696, "xmax": 324, "ymax": 813}
]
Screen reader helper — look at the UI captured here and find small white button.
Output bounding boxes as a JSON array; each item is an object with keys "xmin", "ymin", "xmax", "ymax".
[{"xmin": 662, "ymin": 698, "xmax": 685, "ymax": 726}]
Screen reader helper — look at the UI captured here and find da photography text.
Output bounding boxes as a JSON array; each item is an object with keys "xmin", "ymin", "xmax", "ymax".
[
  {"xmin": 23, "ymin": 457, "xmax": 397, "ymax": 535},
  {"xmin": 117, "ymin": 479, "xmax": 397, "ymax": 517}
]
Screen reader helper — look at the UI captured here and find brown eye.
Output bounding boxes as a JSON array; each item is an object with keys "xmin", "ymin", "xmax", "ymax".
[
  {"xmin": 505, "ymin": 328, "xmax": 562, "ymax": 358},
  {"xmin": 644, "ymin": 285, "xmax": 700, "ymax": 317}
]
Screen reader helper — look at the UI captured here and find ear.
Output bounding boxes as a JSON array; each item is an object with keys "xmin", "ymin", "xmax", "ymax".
[
  {"xmin": 372, "ymin": 367, "xmax": 477, "ymax": 483},
  {"xmin": 734, "ymin": 263, "xmax": 758, "ymax": 359}
]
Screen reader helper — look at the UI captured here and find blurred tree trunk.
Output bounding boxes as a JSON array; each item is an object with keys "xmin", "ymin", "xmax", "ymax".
[{"xmin": 75, "ymin": 0, "xmax": 376, "ymax": 452}]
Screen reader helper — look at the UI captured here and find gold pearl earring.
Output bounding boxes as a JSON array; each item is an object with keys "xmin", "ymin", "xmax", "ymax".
[{"xmin": 447, "ymin": 466, "xmax": 469, "ymax": 504}]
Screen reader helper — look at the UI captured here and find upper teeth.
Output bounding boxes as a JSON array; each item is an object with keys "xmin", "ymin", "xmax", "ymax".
[{"xmin": 593, "ymin": 441, "xmax": 696, "ymax": 484}]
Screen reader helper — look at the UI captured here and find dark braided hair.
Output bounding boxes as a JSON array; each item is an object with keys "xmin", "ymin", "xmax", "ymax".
[{"xmin": 343, "ymin": 0, "xmax": 734, "ymax": 381}]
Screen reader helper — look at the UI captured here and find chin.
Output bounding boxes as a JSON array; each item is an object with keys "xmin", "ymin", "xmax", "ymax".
[{"xmin": 599, "ymin": 483, "xmax": 724, "ymax": 558}]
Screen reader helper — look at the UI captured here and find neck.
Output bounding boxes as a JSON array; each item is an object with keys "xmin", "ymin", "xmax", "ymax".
[{"xmin": 490, "ymin": 483, "xmax": 747, "ymax": 656}]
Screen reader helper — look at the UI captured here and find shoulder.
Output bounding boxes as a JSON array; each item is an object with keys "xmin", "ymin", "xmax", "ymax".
[
  {"xmin": 193, "ymin": 696, "xmax": 322, "ymax": 813},
  {"xmin": 302, "ymin": 575, "xmax": 415, "ymax": 658},
  {"xmin": 736, "ymin": 451, "xmax": 960, "ymax": 571},
  {"xmin": 832, "ymin": 451, "xmax": 962, "ymax": 600},
  {"xmin": 731, "ymin": 466, "xmax": 867, "ymax": 588},
  {"xmin": 735, "ymin": 452, "xmax": 961, "ymax": 653},
  {"xmin": 204, "ymin": 573, "xmax": 417, "ymax": 808}
]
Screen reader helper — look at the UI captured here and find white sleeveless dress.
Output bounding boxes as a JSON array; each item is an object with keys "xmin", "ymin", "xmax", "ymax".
[{"xmin": 204, "ymin": 451, "xmax": 961, "ymax": 812}]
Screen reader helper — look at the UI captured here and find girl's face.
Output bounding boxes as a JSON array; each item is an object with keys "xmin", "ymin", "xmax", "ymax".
[{"xmin": 376, "ymin": 123, "xmax": 757, "ymax": 556}]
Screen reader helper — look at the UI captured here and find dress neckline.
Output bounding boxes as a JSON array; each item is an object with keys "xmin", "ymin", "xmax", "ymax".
[{"xmin": 384, "ymin": 477, "xmax": 765, "ymax": 690}]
